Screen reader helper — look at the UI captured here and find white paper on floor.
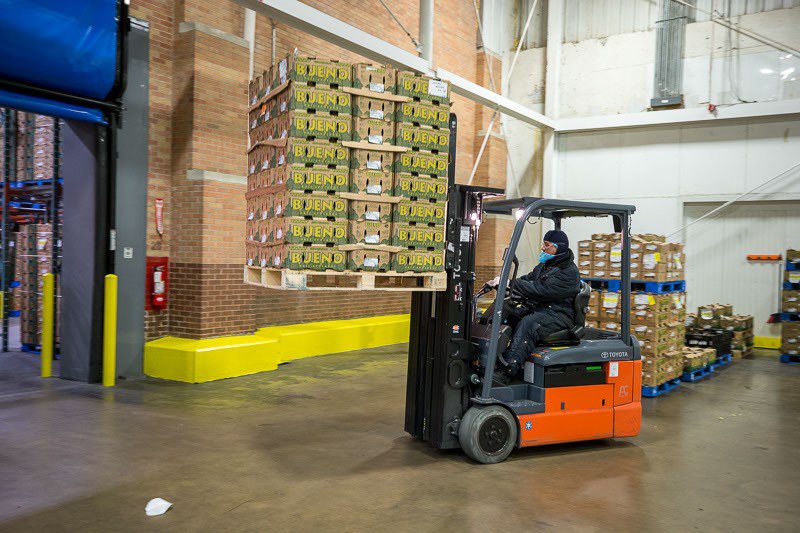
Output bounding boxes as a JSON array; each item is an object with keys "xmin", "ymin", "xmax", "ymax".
[{"xmin": 145, "ymin": 497, "xmax": 173, "ymax": 516}]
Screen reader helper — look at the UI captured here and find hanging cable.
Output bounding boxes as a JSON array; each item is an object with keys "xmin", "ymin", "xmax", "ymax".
[
  {"xmin": 670, "ymin": 0, "xmax": 800, "ymax": 57},
  {"xmin": 467, "ymin": 0, "xmax": 539, "ymax": 192},
  {"xmin": 666, "ymin": 160, "xmax": 800, "ymax": 239},
  {"xmin": 377, "ymin": 0, "xmax": 420, "ymax": 49}
]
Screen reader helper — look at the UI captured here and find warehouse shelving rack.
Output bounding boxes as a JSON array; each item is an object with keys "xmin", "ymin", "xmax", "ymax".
[{"xmin": 0, "ymin": 108, "xmax": 63, "ymax": 353}]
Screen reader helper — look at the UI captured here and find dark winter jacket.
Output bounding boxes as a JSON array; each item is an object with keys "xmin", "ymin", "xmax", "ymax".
[{"xmin": 509, "ymin": 249, "xmax": 581, "ymax": 335}]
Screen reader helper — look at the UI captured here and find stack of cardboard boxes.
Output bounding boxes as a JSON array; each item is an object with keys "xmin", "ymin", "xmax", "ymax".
[
  {"xmin": 15, "ymin": 224, "xmax": 52, "ymax": 347},
  {"xmin": 245, "ymin": 54, "xmax": 451, "ymax": 275},
  {"xmin": 782, "ymin": 249, "xmax": 800, "ymax": 357},
  {"xmin": 585, "ymin": 289, "xmax": 687, "ymax": 387},
  {"xmin": 246, "ymin": 55, "xmax": 354, "ymax": 272},
  {"xmin": 692, "ymin": 303, "xmax": 753, "ymax": 358},
  {"xmin": 576, "ymin": 233, "xmax": 685, "ymax": 282},
  {"xmin": 682, "ymin": 346, "xmax": 717, "ymax": 372}
]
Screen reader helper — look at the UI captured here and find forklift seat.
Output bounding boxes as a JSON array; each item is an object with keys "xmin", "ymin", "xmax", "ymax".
[{"xmin": 538, "ymin": 281, "xmax": 591, "ymax": 346}]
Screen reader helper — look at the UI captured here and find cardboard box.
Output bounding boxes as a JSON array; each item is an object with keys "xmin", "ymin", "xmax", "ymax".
[
  {"xmin": 269, "ymin": 244, "xmax": 347, "ymax": 271},
  {"xmin": 393, "ymin": 173, "xmax": 448, "ymax": 201},
  {"xmin": 391, "ymin": 223, "xmax": 446, "ymax": 249},
  {"xmin": 272, "ymin": 165, "xmax": 350, "ymax": 192},
  {"xmin": 352, "ymin": 63, "xmax": 396, "ymax": 93},
  {"xmin": 785, "ymin": 249, "xmax": 800, "ymax": 262},
  {"xmin": 272, "ymin": 84, "xmax": 352, "ymax": 115},
  {"xmin": 350, "ymin": 169, "xmax": 393, "ymax": 196},
  {"xmin": 719, "ymin": 315, "xmax": 754, "ymax": 331},
  {"xmin": 393, "ymin": 199, "xmax": 446, "ymax": 225},
  {"xmin": 353, "ymin": 95, "xmax": 395, "ymax": 120},
  {"xmin": 273, "ymin": 191, "xmax": 348, "ymax": 219},
  {"xmin": 592, "ymin": 241, "xmax": 610, "ymax": 251},
  {"xmin": 270, "ymin": 218, "xmax": 349, "ymax": 245},
  {"xmin": 578, "ymin": 267, "xmax": 592, "ymax": 278},
  {"xmin": 577, "ymin": 240, "xmax": 592, "ymax": 252},
  {"xmin": 591, "ymin": 269, "xmax": 607, "ymax": 279},
  {"xmin": 392, "ymin": 249, "xmax": 445, "ymax": 272},
  {"xmin": 786, "ymin": 269, "xmax": 800, "ymax": 285},
  {"xmin": 396, "ymin": 71, "xmax": 451, "ymax": 103},
  {"xmin": 395, "ymin": 123, "xmax": 450, "ymax": 153},
  {"xmin": 783, "ymin": 290, "xmax": 800, "ymax": 313},
  {"xmin": 283, "ymin": 110, "xmax": 352, "ymax": 141},
  {"xmin": 394, "ymin": 151, "xmax": 449, "ymax": 177},
  {"xmin": 349, "ymin": 220, "xmax": 391, "ymax": 245},
  {"xmin": 351, "ymin": 149, "xmax": 393, "ymax": 172},
  {"xmin": 353, "ymin": 117, "xmax": 395, "ymax": 145},
  {"xmin": 585, "ymin": 320, "xmax": 599, "ymax": 329},
  {"xmin": 348, "ymin": 249, "xmax": 391, "ymax": 271},
  {"xmin": 277, "ymin": 138, "xmax": 350, "ymax": 167},
  {"xmin": 349, "ymin": 200, "xmax": 392, "ymax": 222},
  {"xmin": 782, "ymin": 323, "xmax": 800, "ymax": 354},
  {"xmin": 395, "ymin": 99, "xmax": 449, "ymax": 128},
  {"xmin": 274, "ymin": 55, "xmax": 353, "ymax": 87},
  {"xmin": 249, "ymin": 67, "xmax": 273, "ymax": 105}
]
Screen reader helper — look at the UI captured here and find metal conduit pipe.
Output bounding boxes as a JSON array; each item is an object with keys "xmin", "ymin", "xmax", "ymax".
[{"xmin": 418, "ymin": 0, "xmax": 433, "ymax": 62}]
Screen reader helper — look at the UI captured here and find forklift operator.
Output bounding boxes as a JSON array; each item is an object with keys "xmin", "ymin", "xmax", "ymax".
[{"xmin": 488, "ymin": 229, "xmax": 581, "ymax": 374}]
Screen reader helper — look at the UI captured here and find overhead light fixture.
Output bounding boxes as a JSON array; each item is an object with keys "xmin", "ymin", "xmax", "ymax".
[
  {"xmin": 759, "ymin": 68, "xmax": 774, "ymax": 74},
  {"xmin": 780, "ymin": 67, "xmax": 795, "ymax": 80}
]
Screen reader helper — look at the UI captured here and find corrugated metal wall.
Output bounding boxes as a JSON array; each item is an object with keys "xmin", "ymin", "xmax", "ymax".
[{"xmin": 561, "ymin": 0, "xmax": 800, "ymax": 44}]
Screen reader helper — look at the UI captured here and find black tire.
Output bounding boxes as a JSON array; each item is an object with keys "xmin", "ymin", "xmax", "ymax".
[{"xmin": 458, "ymin": 405, "xmax": 517, "ymax": 464}]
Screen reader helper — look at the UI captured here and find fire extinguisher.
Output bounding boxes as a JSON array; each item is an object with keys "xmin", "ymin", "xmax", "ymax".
[{"xmin": 152, "ymin": 265, "xmax": 167, "ymax": 308}]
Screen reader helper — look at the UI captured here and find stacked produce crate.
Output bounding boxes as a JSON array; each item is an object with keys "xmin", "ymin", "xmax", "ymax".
[
  {"xmin": 390, "ymin": 70, "xmax": 450, "ymax": 273},
  {"xmin": 246, "ymin": 55, "xmax": 354, "ymax": 272},
  {"xmin": 682, "ymin": 346, "xmax": 717, "ymax": 373},
  {"xmin": 576, "ymin": 233, "xmax": 685, "ymax": 282},
  {"xmin": 15, "ymin": 224, "xmax": 52, "ymax": 348},
  {"xmin": 245, "ymin": 54, "xmax": 451, "ymax": 287},
  {"xmin": 687, "ymin": 303, "xmax": 752, "ymax": 358},
  {"xmin": 781, "ymin": 249, "xmax": 800, "ymax": 361},
  {"xmin": 580, "ymin": 233, "xmax": 686, "ymax": 391}
]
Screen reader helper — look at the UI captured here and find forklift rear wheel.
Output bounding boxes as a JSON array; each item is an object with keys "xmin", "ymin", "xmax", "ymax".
[{"xmin": 458, "ymin": 405, "xmax": 517, "ymax": 464}]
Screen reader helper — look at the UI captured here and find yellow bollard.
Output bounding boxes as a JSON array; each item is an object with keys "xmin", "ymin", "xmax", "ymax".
[
  {"xmin": 102, "ymin": 274, "xmax": 118, "ymax": 387},
  {"xmin": 41, "ymin": 273, "xmax": 54, "ymax": 378}
]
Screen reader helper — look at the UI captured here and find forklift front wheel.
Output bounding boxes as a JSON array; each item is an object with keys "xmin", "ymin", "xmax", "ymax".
[{"xmin": 458, "ymin": 405, "xmax": 517, "ymax": 464}]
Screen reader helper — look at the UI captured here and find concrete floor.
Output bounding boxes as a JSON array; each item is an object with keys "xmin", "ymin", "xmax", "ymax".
[{"xmin": 0, "ymin": 347, "xmax": 798, "ymax": 532}]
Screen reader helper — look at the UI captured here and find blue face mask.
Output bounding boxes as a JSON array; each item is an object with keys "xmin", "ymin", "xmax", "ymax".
[{"xmin": 539, "ymin": 251, "xmax": 555, "ymax": 263}]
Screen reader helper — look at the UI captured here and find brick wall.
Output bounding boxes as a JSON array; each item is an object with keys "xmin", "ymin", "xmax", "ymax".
[{"xmin": 129, "ymin": 0, "xmax": 513, "ymax": 340}]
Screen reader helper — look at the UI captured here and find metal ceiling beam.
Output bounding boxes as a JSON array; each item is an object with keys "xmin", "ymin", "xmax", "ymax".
[
  {"xmin": 556, "ymin": 98, "xmax": 800, "ymax": 133},
  {"xmin": 230, "ymin": 0, "xmax": 555, "ymax": 130}
]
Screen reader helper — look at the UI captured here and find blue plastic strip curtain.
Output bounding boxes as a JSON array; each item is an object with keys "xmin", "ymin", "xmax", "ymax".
[
  {"xmin": 0, "ymin": 0, "xmax": 118, "ymax": 121},
  {"xmin": 0, "ymin": 89, "xmax": 107, "ymax": 125}
]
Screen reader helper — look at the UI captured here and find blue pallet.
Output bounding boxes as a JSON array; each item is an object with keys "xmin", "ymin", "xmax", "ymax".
[
  {"xmin": 780, "ymin": 354, "xmax": 800, "ymax": 364},
  {"xmin": 709, "ymin": 353, "xmax": 732, "ymax": 371},
  {"xmin": 631, "ymin": 280, "xmax": 686, "ymax": 294},
  {"xmin": 642, "ymin": 377, "xmax": 681, "ymax": 398},
  {"xmin": 9, "ymin": 310, "xmax": 20, "ymax": 317},
  {"xmin": 20, "ymin": 343, "xmax": 41, "ymax": 354},
  {"xmin": 775, "ymin": 312, "xmax": 800, "ymax": 322},
  {"xmin": 787, "ymin": 261, "xmax": 799, "ymax": 271},
  {"xmin": 10, "ymin": 280, "xmax": 20, "ymax": 288},
  {"xmin": 8, "ymin": 201, "xmax": 45, "ymax": 209},
  {"xmin": 583, "ymin": 278, "xmax": 686, "ymax": 294},
  {"xmin": 784, "ymin": 282, "xmax": 800, "ymax": 290},
  {"xmin": 681, "ymin": 365, "xmax": 714, "ymax": 382},
  {"xmin": 583, "ymin": 278, "xmax": 621, "ymax": 292}
]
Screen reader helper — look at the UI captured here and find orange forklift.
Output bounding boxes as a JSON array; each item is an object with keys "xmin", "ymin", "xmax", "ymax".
[{"xmin": 405, "ymin": 192, "xmax": 642, "ymax": 463}]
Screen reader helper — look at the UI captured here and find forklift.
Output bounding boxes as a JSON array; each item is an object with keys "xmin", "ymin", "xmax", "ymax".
[{"xmin": 405, "ymin": 118, "xmax": 642, "ymax": 463}]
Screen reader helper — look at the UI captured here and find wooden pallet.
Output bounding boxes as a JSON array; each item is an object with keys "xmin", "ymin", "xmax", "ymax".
[{"xmin": 244, "ymin": 266, "xmax": 446, "ymax": 291}]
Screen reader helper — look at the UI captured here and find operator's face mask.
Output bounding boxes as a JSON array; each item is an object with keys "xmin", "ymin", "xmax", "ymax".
[{"xmin": 540, "ymin": 241, "xmax": 557, "ymax": 263}]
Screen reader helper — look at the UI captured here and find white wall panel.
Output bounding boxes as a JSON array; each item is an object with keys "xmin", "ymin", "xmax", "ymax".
[
  {"xmin": 677, "ymin": 123, "xmax": 749, "ymax": 196},
  {"xmin": 684, "ymin": 201, "xmax": 799, "ymax": 337}
]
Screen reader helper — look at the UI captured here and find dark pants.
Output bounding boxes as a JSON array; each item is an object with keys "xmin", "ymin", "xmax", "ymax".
[{"xmin": 504, "ymin": 313, "xmax": 544, "ymax": 370}]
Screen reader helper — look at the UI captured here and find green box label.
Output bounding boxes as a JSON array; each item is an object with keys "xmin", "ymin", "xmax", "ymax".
[
  {"xmin": 393, "ymin": 200, "xmax": 446, "ymax": 224},
  {"xmin": 396, "ymin": 123, "xmax": 449, "ymax": 152},
  {"xmin": 395, "ymin": 100, "xmax": 449, "ymax": 128},
  {"xmin": 288, "ymin": 113, "xmax": 352, "ymax": 141},
  {"xmin": 392, "ymin": 224, "xmax": 445, "ymax": 249},
  {"xmin": 285, "ymin": 139, "xmax": 350, "ymax": 167},
  {"xmin": 394, "ymin": 174, "xmax": 448, "ymax": 200},
  {"xmin": 394, "ymin": 152, "xmax": 448, "ymax": 176},
  {"xmin": 284, "ymin": 246, "xmax": 347, "ymax": 271},
  {"xmin": 391, "ymin": 250, "xmax": 445, "ymax": 272},
  {"xmin": 280, "ymin": 193, "xmax": 348, "ymax": 218},
  {"xmin": 285, "ymin": 166, "xmax": 349, "ymax": 193}
]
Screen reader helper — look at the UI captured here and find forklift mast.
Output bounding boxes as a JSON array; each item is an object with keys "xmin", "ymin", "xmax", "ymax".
[{"xmin": 404, "ymin": 113, "xmax": 503, "ymax": 449}]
